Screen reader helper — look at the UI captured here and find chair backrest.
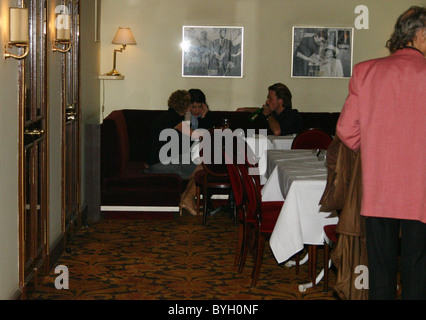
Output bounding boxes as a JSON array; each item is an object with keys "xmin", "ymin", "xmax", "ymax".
[
  {"xmin": 224, "ymin": 159, "xmax": 245, "ymax": 221},
  {"xmin": 291, "ymin": 128, "xmax": 333, "ymax": 150},
  {"xmin": 222, "ymin": 132, "xmax": 261, "ymax": 222},
  {"xmin": 199, "ymin": 128, "xmax": 229, "ymax": 176},
  {"xmin": 237, "ymin": 162, "xmax": 262, "ymax": 223},
  {"xmin": 230, "ymin": 132, "xmax": 261, "ymax": 186}
]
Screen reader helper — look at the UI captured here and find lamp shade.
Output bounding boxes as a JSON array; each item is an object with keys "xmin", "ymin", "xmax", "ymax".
[
  {"xmin": 112, "ymin": 27, "xmax": 136, "ymax": 45},
  {"xmin": 9, "ymin": 8, "xmax": 29, "ymax": 43}
]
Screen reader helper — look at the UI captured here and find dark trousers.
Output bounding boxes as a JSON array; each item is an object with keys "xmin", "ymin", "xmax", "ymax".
[{"xmin": 365, "ymin": 217, "xmax": 426, "ymax": 300}]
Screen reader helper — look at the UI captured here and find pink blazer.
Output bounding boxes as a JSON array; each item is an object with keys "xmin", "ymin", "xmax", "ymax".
[{"xmin": 337, "ymin": 48, "xmax": 426, "ymax": 223}]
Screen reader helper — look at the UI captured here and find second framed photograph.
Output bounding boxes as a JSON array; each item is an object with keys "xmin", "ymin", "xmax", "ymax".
[
  {"xmin": 182, "ymin": 26, "xmax": 244, "ymax": 78},
  {"xmin": 291, "ymin": 27, "xmax": 354, "ymax": 78}
]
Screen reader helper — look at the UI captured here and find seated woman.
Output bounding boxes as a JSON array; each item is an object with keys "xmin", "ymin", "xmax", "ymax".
[
  {"xmin": 145, "ymin": 90, "xmax": 203, "ymax": 216},
  {"xmin": 188, "ymin": 88, "xmax": 214, "ymax": 131}
]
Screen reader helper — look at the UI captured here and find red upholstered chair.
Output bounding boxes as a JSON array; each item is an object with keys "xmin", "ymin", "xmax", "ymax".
[
  {"xmin": 195, "ymin": 128, "xmax": 232, "ymax": 226},
  {"xmin": 291, "ymin": 127, "xmax": 333, "ymax": 285},
  {"xmin": 291, "ymin": 128, "xmax": 333, "ymax": 150},
  {"xmin": 224, "ymin": 158, "xmax": 253, "ymax": 273},
  {"xmin": 223, "ymin": 132, "xmax": 261, "ymax": 274},
  {"xmin": 223, "ymin": 132, "xmax": 282, "ymax": 282},
  {"xmin": 237, "ymin": 162, "xmax": 283, "ymax": 286},
  {"xmin": 323, "ymin": 224, "xmax": 338, "ymax": 291}
]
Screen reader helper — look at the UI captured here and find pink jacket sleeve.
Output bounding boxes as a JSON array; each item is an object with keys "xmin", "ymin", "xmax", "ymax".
[{"xmin": 336, "ymin": 65, "xmax": 361, "ymax": 151}]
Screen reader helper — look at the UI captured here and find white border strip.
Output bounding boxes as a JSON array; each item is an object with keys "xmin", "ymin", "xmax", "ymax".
[
  {"xmin": 100, "ymin": 196, "xmax": 229, "ymax": 212},
  {"xmin": 101, "ymin": 206, "xmax": 179, "ymax": 212}
]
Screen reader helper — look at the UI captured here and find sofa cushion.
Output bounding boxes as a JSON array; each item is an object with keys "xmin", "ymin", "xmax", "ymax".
[{"xmin": 101, "ymin": 110, "xmax": 130, "ymax": 178}]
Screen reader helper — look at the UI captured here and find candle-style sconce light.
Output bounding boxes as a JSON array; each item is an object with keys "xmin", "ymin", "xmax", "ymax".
[
  {"xmin": 4, "ymin": 7, "xmax": 30, "ymax": 60},
  {"xmin": 52, "ymin": 13, "xmax": 71, "ymax": 53}
]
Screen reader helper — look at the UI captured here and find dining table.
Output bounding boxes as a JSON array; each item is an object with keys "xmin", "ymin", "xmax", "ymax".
[
  {"xmin": 191, "ymin": 132, "xmax": 296, "ymax": 184},
  {"xmin": 261, "ymin": 149, "xmax": 338, "ymax": 292},
  {"xmin": 244, "ymin": 134, "xmax": 296, "ymax": 184}
]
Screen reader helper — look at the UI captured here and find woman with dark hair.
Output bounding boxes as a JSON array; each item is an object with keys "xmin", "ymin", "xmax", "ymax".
[
  {"xmin": 337, "ymin": 6, "xmax": 426, "ymax": 300},
  {"xmin": 188, "ymin": 88, "xmax": 214, "ymax": 131}
]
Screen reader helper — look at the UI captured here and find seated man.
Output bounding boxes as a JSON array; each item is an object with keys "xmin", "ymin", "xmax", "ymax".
[{"xmin": 238, "ymin": 82, "xmax": 303, "ymax": 136}]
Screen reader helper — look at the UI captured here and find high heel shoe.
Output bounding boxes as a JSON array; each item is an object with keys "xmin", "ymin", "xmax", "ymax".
[
  {"xmin": 179, "ymin": 179, "xmax": 198, "ymax": 216},
  {"xmin": 179, "ymin": 200, "xmax": 198, "ymax": 216}
]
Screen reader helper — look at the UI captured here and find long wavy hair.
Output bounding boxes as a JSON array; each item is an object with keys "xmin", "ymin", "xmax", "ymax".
[{"xmin": 386, "ymin": 6, "xmax": 426, "ymax": 54}]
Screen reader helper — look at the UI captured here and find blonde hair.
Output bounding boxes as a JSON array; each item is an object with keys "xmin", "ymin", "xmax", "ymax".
[{"xmin": 168, "ymin": 90, "xmax": 191, "ymax": 114}]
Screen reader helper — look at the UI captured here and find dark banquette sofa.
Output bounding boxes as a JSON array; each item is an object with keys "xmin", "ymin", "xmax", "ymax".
[{"xmin": 101, "ymin": 109, "xmax": 339, "ymax": 216}]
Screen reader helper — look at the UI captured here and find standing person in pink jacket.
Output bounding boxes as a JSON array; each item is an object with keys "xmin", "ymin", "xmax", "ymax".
[{"xmin": 336, "ymin": 6, "xmax": 426, "ymax": 300}]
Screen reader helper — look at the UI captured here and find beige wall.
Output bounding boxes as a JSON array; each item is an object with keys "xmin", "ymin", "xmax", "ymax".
[
  {"xmin": 48, "ymin": 0, "xmax": 65, "ymax": 253},
  {"xmin": 99, "ymin": 0, "xmax": 424, "ymax": 118},
  {"xmin": 80, "ymin": 0, "xmax": 101, "ymax": 211},
  {"xmin": 0, "ymin": 0, "xmax": 20, "ymax": 300}
]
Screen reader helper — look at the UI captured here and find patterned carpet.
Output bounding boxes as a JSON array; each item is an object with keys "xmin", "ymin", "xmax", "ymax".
[{"xmin": 31, "ymin": 211, "xmax": 338, "ymax": 300}]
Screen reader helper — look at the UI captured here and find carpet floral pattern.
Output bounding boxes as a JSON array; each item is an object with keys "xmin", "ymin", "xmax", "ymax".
[{"xmin": 32, "ymin": 211, "xmax": 337, "ymax": 300}]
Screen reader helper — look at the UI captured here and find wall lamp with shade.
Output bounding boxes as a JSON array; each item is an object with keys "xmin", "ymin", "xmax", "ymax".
[
  {"xmin": 52, "ymin": 13, "xmax": 72, "ymax": 53},
  {"xmin": 104, "ymin": 27, "xmax": 136, "ymax": 76},
  {"xmin": 4, "ymin": 7, "xmax": 30, "ymax": 60}
]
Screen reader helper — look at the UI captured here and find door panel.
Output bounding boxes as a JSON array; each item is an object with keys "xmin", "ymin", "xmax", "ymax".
[
  {"xmin": 63, "ymin": 0, "xmax": 81, "ymax": 239},
  {"xmin": 20, "ymin": 0, "xmax": 48, "ymax": 297}
]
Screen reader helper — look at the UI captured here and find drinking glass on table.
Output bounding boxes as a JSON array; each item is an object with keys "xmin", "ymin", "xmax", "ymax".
[
  {"xmin": 222, "ymin": 118, "xmax": 229, "ymax": 128},
  {"xmin": 317, "ymin": 149, "xmax": 327, "ymax": 162}
]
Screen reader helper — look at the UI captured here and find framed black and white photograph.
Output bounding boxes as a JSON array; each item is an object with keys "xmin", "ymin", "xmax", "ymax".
[
  {"xmin": 182, "ymin": 26, "xmax": 244, "ymax": 78},
  {"xmin": 291, "ymin": 27, "xmax": 353, "ymax": 78}
]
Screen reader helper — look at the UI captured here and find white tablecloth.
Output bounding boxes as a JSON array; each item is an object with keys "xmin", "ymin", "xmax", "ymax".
[
  {"xmin": 268, "ymin": 134, "xmax": 296, "ymax": 150},
  {"xmin": 245, "ymin": 135, "xmax": 295, "ymax": 184},
  {"xmin": 261, "ymin": 149, "xmax": 338, "ymax": 264}
]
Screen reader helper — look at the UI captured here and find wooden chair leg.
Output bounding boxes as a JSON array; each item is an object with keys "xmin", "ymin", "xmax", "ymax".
[
  {"xmin": 309, "ymin": 245, "xmax": 318, "ymax": 287},
  {"xmin": 251, "ymin": 232, "xmax": 265, "ymax": 287},
  {"xmin": 238, "ymin": 223, "xmax": 250, "ymax": 274},
  {"xmin": 295, "ymin": 252, "xmax": 300, "ymax": 275},
  {"xmin": 324, "ymin": 243, "xmax": 329, "ymax": 292},
  {"xmin": 196, "ymin": 186, "xmax": 200, "ymax": 216},
  {"xmin": 234, "ymin": 222, "xmax": 244, "ymax": 268},
  {"xmin": 202, "ymin": 188, "xmax": 208, "ymax": 226}
]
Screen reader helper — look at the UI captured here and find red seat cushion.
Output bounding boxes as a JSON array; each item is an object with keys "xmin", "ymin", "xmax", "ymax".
[
  {"xmin": 324, "ymin": 224, "xmax": 337, "ymax": 243},
  {"xmin": 291, "ymin": 128, "xmax": 333, "ymax": 150}
]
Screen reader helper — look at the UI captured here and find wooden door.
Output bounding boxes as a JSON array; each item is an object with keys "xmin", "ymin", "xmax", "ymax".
[
  {"xmin": 62, "ymin": 0, "xmax": 81, "ymax": 240},
  {"xmin": 20, "ymin": 0, "xmax": 48, "ymax": 298}
]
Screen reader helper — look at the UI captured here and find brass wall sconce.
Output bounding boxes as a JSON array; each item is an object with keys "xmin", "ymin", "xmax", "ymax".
[
  {"xmin": 4, "ymin": 7, "xmax": 30, "ymax": 60},
  {"xmin": 104, "ymin": 27, "xmax": 136, "ymax": 76},
  {"xmin": 52, "ymin": 13, "xmax": 71, "ymax": 53}
]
